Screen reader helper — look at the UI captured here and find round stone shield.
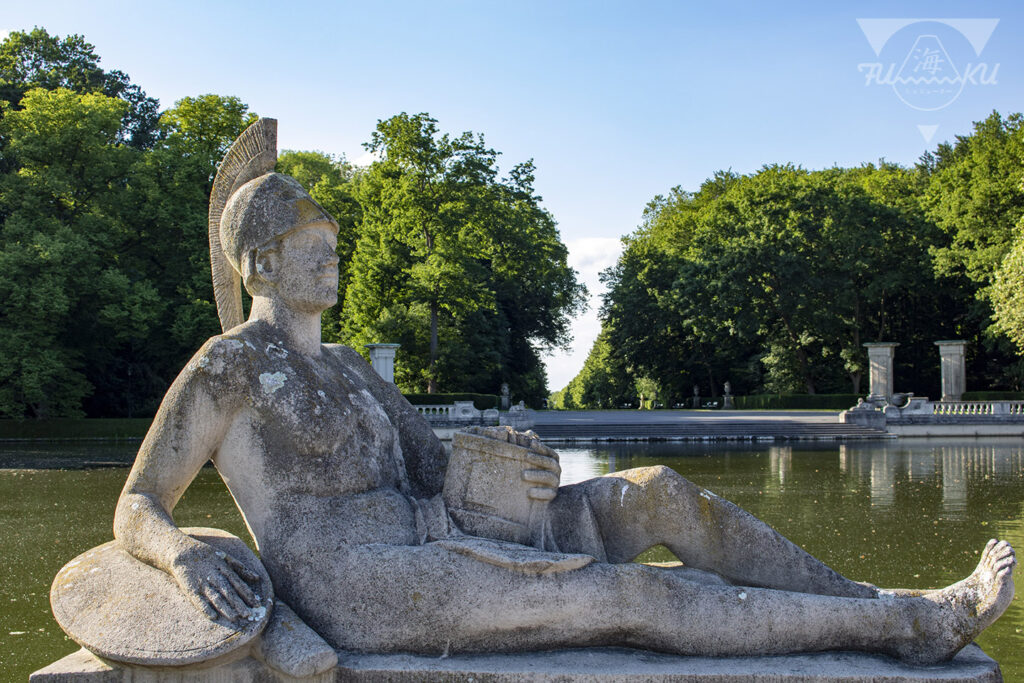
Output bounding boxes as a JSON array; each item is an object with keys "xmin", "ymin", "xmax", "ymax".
[{"xmin": 50, "ymin": 527, "xmax": 273, "ymax": 667}]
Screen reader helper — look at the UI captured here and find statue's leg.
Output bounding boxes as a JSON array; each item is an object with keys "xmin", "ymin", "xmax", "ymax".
[
  {"xmin": 551, "ymin": 466, "xmax": 875, "ymax": 597},
  {"xmin": 277, "ymin": 538, "xmax": 1013, "ymax": 665}
]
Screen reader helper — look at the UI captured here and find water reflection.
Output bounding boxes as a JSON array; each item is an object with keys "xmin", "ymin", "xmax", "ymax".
[
  {"xmin": 839, "ymin": 440, "xmax": 1024, "ymax": 516},
  {"xmin": 769, "ymin": 446, "xmax": 792, "ymax": 488}
]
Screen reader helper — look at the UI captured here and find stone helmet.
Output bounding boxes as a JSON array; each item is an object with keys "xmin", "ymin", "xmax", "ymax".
[{"xmin": 219, "ymin": 172, "xmax": 338, "ymax": 275}]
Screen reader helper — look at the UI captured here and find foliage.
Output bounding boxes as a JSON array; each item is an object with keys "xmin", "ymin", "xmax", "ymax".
[
  {"xmin": 991, "ymin": 225, "xmax": 1024, "ymax": 354},
  {"xmin": 961, "ymin": 391, "xmax": 1024, "ymax": 401},
  {"xmin": 341, "ymin": 113, "xmax": 585, "ymax": 404},
  {"xmin": 0, "ymin": 28, "xmax": 159, "ymax": 148},
  {"xmin": 553, "ymin": 332, "xmax": 633, "ymax": 409},
  {"xmin": 925, "ymin": 112, "xmax": 1024, "ymax": 294}
]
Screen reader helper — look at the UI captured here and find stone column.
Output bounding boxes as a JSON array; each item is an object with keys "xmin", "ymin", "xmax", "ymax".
[
  {"xmin": 935, "ymin": 340, "xmax": 967, "ymax": 402},
  {"xmin": 365, "ymin": 343, "xmax": 400, "ymax": 384},
  {"xmin": 863, "ymin": 342, "xmax": 898, "ymax": 405}
]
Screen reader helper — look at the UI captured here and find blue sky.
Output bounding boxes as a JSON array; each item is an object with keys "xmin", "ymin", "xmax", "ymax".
[{"xmin": 4, "ymin": 1, "xmax": 1023, "ymax": 391}]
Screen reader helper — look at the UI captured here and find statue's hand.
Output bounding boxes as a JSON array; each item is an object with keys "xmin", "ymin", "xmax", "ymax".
[
  {"xmin": 512, "ymin": 429, "xmax": 561, "ymax": 503},
  {"xmin": 170, "ymin": 539, "xmax": 263, "ymax": 623}
]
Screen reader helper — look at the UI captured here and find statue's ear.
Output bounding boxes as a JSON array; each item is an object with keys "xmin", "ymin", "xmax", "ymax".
[
  {"xmin": 253, "ymin": 249, "xmax": 278, "ymax": 281},
  {"xmin": 241, "ymin": 248, "xmax": 278, "ymax": 296}
]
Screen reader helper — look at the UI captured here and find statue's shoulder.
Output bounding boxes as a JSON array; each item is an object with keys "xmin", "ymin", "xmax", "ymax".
[
  {"xmin": 322, "ymin": 342, "xmax": 371, "ymax": 370},
  {"xmin": 180, "ymin": 321, "xmax": 271, "ymax": 388}
]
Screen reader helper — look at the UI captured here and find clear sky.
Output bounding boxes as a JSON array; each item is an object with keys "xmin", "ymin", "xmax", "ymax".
[{"xmin": 4, "ymin": 1, "xmax": 1023, "ymax": 392}]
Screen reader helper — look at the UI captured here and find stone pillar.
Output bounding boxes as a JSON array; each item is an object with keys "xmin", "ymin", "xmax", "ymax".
[
  {"xmin": 935, "ymin": 340, "xmax": 967, "ymax": 402},
  {"xmin": 864, "ymin": 342, "xmax": 898, "ymax": 405},
  {"xmin": 365, "ymin": 343, "xmax": 400, "ymax": 384}
]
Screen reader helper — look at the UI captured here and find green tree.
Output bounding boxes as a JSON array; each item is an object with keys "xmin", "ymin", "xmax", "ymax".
[
  {"xmin": 992, "ymin": 226, "xmax": 1024, "ymax": 354},
  {"xmin": 589, "ymin": 161, "xmax": 971, "ymax": 407},
  {"xmin": 926, "ymin": 112, "xmax": 1024, "ymax": 294},
  {"xmin": 0, "ymin": 28, "xmax": 159, "ymax": 148},
  {"xmin": 0, "ymin": 88, "xmax": 138, "ymax": 416},
  {"xmin": 922, "ymin": 111, "xmax": 1024, "ymax": 387},
  {"xmin": 344, "ymin": 113, "xmax": 584, "ymax": 401}
]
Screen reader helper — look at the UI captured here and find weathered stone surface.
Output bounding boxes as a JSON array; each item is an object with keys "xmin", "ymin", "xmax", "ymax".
[
  {"xmin": 50, "ymin": 528, "xmax": 272, "ymax": 667},
  {"xmin": 364, "ymin": 343, "xmax": 400, "ymax": 384},
  {"xmin": 864, "ymin": 342, "xmax": 899, "ymax": 405},
  {"xmin": 443, "ymin": 426, "xmax": 560, "ymax": 548},
  {"xmin": 31, "ymin": 644, "xmax": 1003, "ymax": 682},
  {"xmin": 256, "ymin": 601, "xmax": 337, "ymax": 677},
  {"xmin": 936, "ymin": 340, "xmax": 968, "ymax": 402}
]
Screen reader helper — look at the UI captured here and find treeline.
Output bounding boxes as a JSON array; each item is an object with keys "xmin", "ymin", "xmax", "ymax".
[
  {"xmin": 0, "ymin": 29, "xmax": 584, "ymax": 418},
  {"xmin": 554, "ymin": 114, "xmax": 1024, "ymax": 409}
]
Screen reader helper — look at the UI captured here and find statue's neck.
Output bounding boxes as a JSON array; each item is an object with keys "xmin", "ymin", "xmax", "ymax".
[{"xmin": 248, "ymin": 296, "xmax": 322, "ymax": 357}]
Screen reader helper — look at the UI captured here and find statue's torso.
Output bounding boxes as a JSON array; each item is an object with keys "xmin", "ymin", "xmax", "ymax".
[{"xmin": 197, "ymin": 321, "xmax": 419, "ymax": 559}]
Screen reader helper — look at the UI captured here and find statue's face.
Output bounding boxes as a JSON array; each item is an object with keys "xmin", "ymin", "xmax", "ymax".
[{"xmin": 260, "ymin": 221, "xmax": 339, "ymax": 313}]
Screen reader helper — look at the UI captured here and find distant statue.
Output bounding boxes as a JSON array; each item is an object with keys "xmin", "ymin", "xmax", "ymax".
[
  {"xmin": 691, "ymin": 384, "xmax": 701, "ymax": 409},
  {"xmin": 722, "ymin": 381, "xmax": 735, "ymax": 410},
  {"xmin": 500, "ymin": 382, "xmax": 510, "ymax": 410},
  {"xmin": 50, "ymin": 120, "xmax": 1016, "ymax": 676}
]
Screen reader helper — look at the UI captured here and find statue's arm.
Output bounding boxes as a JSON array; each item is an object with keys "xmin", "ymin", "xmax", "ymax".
[
  {"xmin": 327, "ymin": 345, "xmax": 448, "ymax": 498},
  {"xmin": 114, "ymin": 338, "xmax": 260, "ymax": 622}
]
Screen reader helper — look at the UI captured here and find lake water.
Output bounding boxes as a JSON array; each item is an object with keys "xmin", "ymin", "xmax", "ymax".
[{"xmin": 3, "ymin": 438, "xmax": 1024, "ymax": 679}]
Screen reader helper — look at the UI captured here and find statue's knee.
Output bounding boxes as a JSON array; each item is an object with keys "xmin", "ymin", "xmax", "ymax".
[{"xmin": 611, "ymin": 465, "xmax": 688, "ymax": 492}]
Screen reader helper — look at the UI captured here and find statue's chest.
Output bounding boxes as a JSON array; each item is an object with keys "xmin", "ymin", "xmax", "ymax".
[{"xmin": 245, "ymin": 346, "xmax": 403, "ymax": 493}]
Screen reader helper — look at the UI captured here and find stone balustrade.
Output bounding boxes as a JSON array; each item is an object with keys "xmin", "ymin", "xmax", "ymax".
[
  {"xmin": 930, "ymin": 401, "xmax": 1024, "ymax": 416},
  {"xmin": 843, "ymin": 396, "xmax": 1024, "ymax": 435},
  {"xmin": 415, "ymin": 404, "xmax": 456, "ymax": 418}
]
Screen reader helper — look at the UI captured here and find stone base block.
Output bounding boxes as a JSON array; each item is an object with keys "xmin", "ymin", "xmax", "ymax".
[{"xmin": 32, "ymin": 645, "xmax": 1002, "ymax": 682}]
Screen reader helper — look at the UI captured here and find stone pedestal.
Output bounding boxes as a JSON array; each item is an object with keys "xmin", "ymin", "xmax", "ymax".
[
  {"xmin": 32, "ymin": 644, "xmax": 1003, "ymax": 682},
  {"xmin": 364, "ymin": 343, "xmax": 400, "ymax": 384},
  {"xmin": 935, "ymin": 340, "xmax": 967, "ymax": 402},
  {"xmin": 864, "ymin": 343, "xmax": 899, "ymax": 406}
]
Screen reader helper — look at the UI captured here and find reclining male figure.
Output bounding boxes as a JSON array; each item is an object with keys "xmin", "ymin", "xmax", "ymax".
[{"xmin": 115, "ymin": 171, "xmax": 1015, "ymax": 674}]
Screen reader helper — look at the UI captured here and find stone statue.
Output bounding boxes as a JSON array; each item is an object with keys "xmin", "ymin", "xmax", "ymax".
[
  {"xmin": 47, "ymin": 120, "xmax": 1016, "ymax": 679},
  {"xmin": 722, "ymin": 381, "xmax": 735, "ymax": 410}
]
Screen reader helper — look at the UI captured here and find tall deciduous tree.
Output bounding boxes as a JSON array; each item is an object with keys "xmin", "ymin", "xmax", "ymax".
[
  {"xmin": 344, "ymin": 113, "xmax": 584, "ymax": 402},
  {"xmin": 0, "ymin": 88, "xmax": 137, "ymax": 416}
]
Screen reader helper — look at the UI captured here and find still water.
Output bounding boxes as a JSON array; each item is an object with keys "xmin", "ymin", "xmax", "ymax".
[{"xmin": 2, "ymin": 438, "xmax": 1024, "ymax": 679}]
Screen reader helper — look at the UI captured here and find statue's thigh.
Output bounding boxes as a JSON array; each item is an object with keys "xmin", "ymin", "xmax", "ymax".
[{"xmin": 280, "ymin": 541, "xmax": 643, "ymax": 653}]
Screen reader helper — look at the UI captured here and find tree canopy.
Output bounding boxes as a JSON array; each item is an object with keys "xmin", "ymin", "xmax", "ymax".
[
  {"xmin": 339, "ymin": 113, "xmax": 585, "ymax": 403},
  {"xmin": 564, "ymin": 119, "xmax": 1024, "ymax": 409}
]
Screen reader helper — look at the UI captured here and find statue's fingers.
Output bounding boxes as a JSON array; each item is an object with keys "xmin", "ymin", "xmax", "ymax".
[
  {"xmin": 527, "ymin": 486, "xmax": 557, "ymax": 502},
  {"xmin": 212, "ymin": 573, "xmax": 250, "ymax": 616},
  {"xmin": 521, "ymin": 469, "xmax": 559, "ymax": 489},
  {"xmin": 188, "ymin": 590, "xmax": 220, "ymax": 621},
  {"xmin": 203, "ymin": 581, "xmax": 240, "ymax": 621},
  {"xmin": 221, "ymin": 565, "xmax": 259, "ymax": 607},
  {"xmin": 223, "ymin": 553, "xmax": 262, "ymax": 584},
  {"xmin": 523, "ymin": 451, "xmax": 561, "ymax": 476}
]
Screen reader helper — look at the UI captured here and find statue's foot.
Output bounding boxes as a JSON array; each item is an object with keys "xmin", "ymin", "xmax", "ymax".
[{"xmin": 891, "ymin": 539, "xmax": 1015, "ymax": 665}]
